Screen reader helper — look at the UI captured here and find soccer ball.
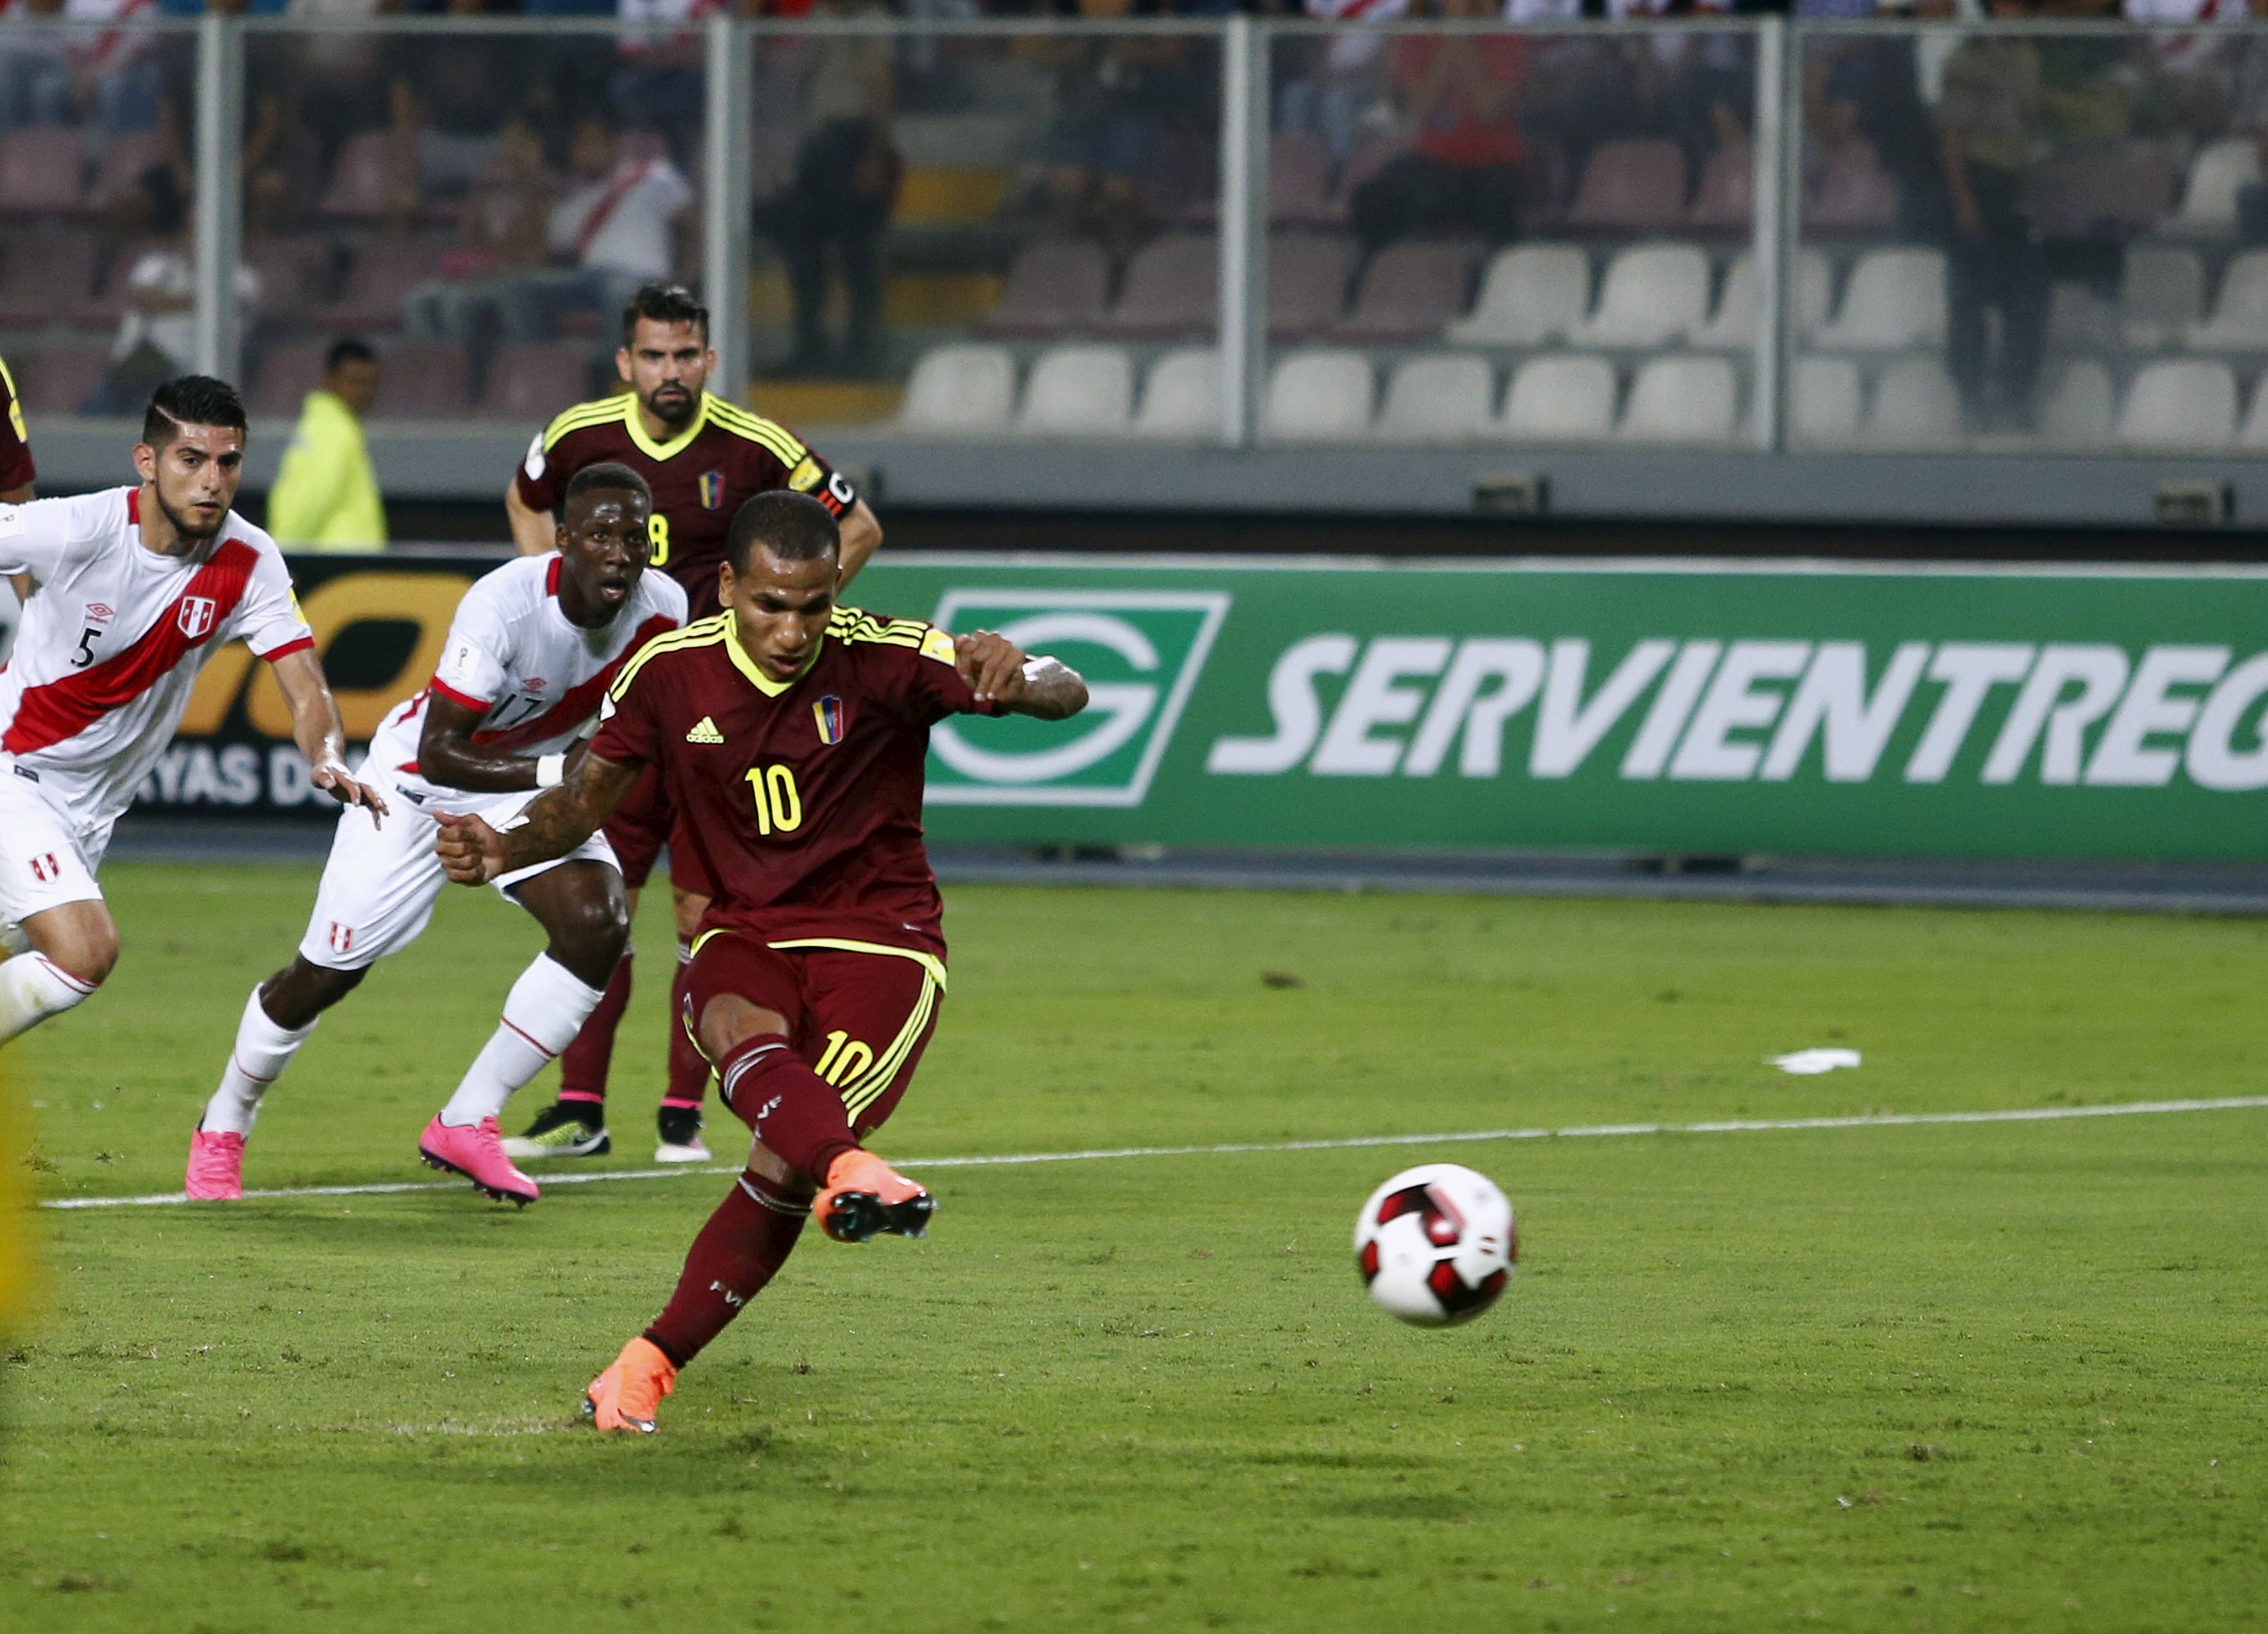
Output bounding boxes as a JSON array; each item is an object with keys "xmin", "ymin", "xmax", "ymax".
[{"xmin": 1353, "ymin": 1163, "xmax": 1517, "ymax": 1327}]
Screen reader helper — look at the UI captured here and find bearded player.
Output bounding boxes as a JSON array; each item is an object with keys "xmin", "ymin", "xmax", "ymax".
[
  {"xmin": 185, "ymin": 465, "xmax": 686, "ymax": 1203},
  {"xmin": 502, "ymin": 283, "xmax": 883, "ymax": 1167},
  {"xmin": 0, "ymin": 376, "xmax": 386, "ymax": 1048},
  {"xmin": 435, "ymin": 490, "xmax": 1086, "ymax": 1432}
]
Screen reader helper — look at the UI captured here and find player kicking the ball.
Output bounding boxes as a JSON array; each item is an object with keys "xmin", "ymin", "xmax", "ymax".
[
  {"xmin": 435, "ymin": 490, "xmax": 1085, "ymax": 1431},
  {"xmin": 0, "ymin": 377, "xmax": 384, "ymax": 1049},
  {"xmin": 185, "ymin": 464, "xmax": 686, "ymax": 1203}
]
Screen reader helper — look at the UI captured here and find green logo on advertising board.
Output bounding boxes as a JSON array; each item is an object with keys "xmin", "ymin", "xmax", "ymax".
[{"xmin": 925, "ymin": 589, "xmax": 1231, "ymax": 806}]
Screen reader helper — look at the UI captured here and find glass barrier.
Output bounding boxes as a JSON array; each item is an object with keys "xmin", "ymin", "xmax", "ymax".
[
  {"xmin": 0, "ymin": 21, "xmax": 200, "ymax": 425},
  {"xmin": 1264, "ymin": 19, "xmax": 1762, "ymax": 448},
  {"xmin": 1794, "ymin": 20, "xmax": 2268, "ymax": 453}
]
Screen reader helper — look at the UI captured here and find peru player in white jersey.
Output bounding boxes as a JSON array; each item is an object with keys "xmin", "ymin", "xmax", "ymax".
[
  {"xmin": 189, "ymin": 463, "xmax": 686, "ymax": 1204},
  {"xmin": 0, "ymin": 376, "xmax": 384, "ymax": 1049}
]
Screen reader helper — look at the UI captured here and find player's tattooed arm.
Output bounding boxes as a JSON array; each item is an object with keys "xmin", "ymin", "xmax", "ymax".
[
  {"xmin": 416, "ymin": 690, "xmax": 575, "ymax": 793},
  {"xmin": 955, "ymin": 630, "xmax": 1088, "ymax": 721},
  {"xmin": 434, "ymin": 751, "xmax": 640, "ymax": 885},
  {"xmin": 270, "ymin": 648, "xmax": 390, "ymax": 822}
]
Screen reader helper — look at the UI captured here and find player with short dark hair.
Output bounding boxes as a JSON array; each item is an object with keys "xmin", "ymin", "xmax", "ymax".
[
  {"xmin": 435, "ymin": 490, "xmax": 1088, "ymax": 1432},
  {"xmin": 498, "ymin": 281, "xmax": 885, "ymax": 1168},
  {"xmin": 187, "ymin": 462, "xmax": 686, "ymax": 1202}
]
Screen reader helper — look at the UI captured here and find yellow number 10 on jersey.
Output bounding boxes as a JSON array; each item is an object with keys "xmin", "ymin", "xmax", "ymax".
[{"xmin": 743, "ymin": 764, "xmax": 804, "ymax": 835}]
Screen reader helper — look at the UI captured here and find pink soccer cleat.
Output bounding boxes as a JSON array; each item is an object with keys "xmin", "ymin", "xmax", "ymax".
[
  {"xmin": 184, "ymin": 1127, "xmax": 245, "ymax": 1201},
  {"xmin": 417, "ymin": 1115, "xmax": 540, "ymax": 1207}
]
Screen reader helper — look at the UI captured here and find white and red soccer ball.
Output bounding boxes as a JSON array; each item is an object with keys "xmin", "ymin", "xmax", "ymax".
[{"xmin": 1353, "ymin": 1163, "xmax": 1517, "ymax": 1326}]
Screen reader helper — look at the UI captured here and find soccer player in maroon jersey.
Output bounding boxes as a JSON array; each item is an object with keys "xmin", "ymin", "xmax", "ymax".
[
  {"xmin": 0, "ymin": 355, "xmax": 34, "ymax": 505},
  {"xmin": 435, "ymin": 490, "xmax": 1087, "ymax": 1433},
  {"xmin": 501, "ymin": 283, "xmax": 885, "ymax": 1167}
]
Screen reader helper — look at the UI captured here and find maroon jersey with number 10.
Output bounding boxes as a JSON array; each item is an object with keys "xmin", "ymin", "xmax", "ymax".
[
  {"xmin": 589, "ymin": 605, "xmax": 995, "ymax": 957},
  {"xmin": 0, "ymin": 355, "xmax": 36, "ymax": 493}
]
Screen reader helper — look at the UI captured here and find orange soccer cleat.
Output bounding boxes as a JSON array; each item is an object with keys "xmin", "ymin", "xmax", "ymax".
[
  {"xmin": 583, "ymin": 1336, "xmax": 678, "ymax": 1434},
  {"xmin": 814, "ymin": 1149, "xmax": 935, "ymax": 1243}
]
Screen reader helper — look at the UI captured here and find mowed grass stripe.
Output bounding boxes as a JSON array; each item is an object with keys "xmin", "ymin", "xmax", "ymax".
[{"xmin": 41, "ymin": 1092, "xmax": 2268, "ymax": 1210}]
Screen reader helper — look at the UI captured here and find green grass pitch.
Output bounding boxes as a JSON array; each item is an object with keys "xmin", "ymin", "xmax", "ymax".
[{"xmin": 3, "ymin": 863, "xmax": 2265, "ymax": 1631}]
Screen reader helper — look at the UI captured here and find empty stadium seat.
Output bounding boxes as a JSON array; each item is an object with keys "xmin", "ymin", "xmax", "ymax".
[
  {"xmin": 977, "ymin": 238, "xmax": 1111, "ymax": 337},
  {"xmin": 1098, "ymin": 233, "xmax": 1214, "ymax": 339},
  {"xmin": 1267, "ymin": 232, "xmax": 1356, "ymax": 340},
  {"xmin": 0, "ymin": 126, "xmax": 84, "ymax": 214},
  {"xmin": 1131, "ymin": 347, "xmax": 1219, "ymax": 439},
  {"xmin": 1268, "ymin": 132, "xmax": 1337, "ymax": 227},
  {"xmin": 1567, "ymin": 243, "xmax": 1711, "ymax": 348},
  {"xmin": 1805, "ymin": 138, "xmax": 1899, "ymax": 235},
  {"xmin": 1619, "ymin": 354, "xmax": 1738, "ymax": 444},
  {"xmin": 2039, "ymin": 360, "xmax": 2114, "ymax": 447},
  {"xmin": 1812, "ymin": 248, "xmax": 1945, "ymax": 351},
  {"xmin": 1861, "ymin": 358, "xmax": 1961, "ymax": 447},
  {"xmin": 1332, "ymin": 241, "xmax": 1477, "ymax": 344},
  {"xmin": 1259, "ymin": 349, "xmax": 1372, "ymax": 441},
  {"xmin": 2120, "ymin": 244, "xmax": 2203, "ymax": 347},
  {"xmin": 479, "ymin": 344, "xmax": 593, "ymax": 420},
  {"xmin": 1016, "ymin": 345, "xmax": 1133, "ymax": 436},
  {"xmin": 898, "ymin": 344, "xmax": 1016, "ymax": 434},
  {"xmin": 1685, "ymin": 139, "xmax": 1752, "ymax": 232},
  {"xmin": 2239, "ymin": 375, "xmax": 2268, "ymax": 449},
  {"xmin": 1498, "ymin": 353, "xmax": 1617, "ymax": 441},
  {"xmin": 1691, "ymin": 248, "xmax": 1833, "ymax": 349},
  {"xmin": 1375, "ymin": 353, "xmax": 1495, "ymax": 441},
  {"xmin": 2171, "ymin": 137, "xmax": 2260, "ymax": 235},
  {"xmin": 371, "ymin": 344, "xmax": 472, "ymax": 417},
  {"xmin": 1447, "ymin": 242, "xmax": 1590, "ymax": 346},
  {"xmin": 2117, "ymin": 358, "xmax": 2236, "ymax": 448},
  {"xmin": 1565, "ymin": 139, "xmax": 1687, "ymax": 233},
  {"xmin": 1791, "ymin": 355, "xmax": 1862, "ymax": 443},
  {"xmin": 315, "ymin": 237, "xmax": 445, "ymax": 333},
  {"xmin": 9, "ymin": 345, "xmax": 104, "ymax": 415},
  {"xmin": 2186, "ymin": 249, "xmax": 2268, "ymax": 351}
]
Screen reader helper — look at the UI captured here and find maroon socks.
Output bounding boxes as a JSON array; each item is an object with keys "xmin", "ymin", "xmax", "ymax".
[
  {"xmin": 713, "ymin": 1033, "xmax": 856, "ymax": 1181},
  {"xmin": 643, "ymin": 1171, "xmax": 809, "ymax": 1366},
  {"xmin": 558, "ymin": 951, "xmax": 634, "ymax": 1102}
]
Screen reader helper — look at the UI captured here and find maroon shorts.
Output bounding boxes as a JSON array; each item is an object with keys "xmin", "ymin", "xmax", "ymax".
[
  {"xmin": 602, "ymin": 764, "xmax": 713, "ymax": 897},
  {"xmin": 682, "ymin": 930, "xmax": 945, "ymax": 1139}
]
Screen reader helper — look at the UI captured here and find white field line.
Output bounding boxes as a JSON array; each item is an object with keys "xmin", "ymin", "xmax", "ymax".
[{"xmin": 36, "ymin": 1093, "xmax": 2268, "ymax": 1213}]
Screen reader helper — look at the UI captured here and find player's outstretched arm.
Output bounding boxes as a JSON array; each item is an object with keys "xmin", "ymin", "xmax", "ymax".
[
  {"xmin": 270, "ymin": 648, "xmax": 389, "ymax": 822},
  {"xmin": 435, "ymin": 751, "xmax": 642, "ymax": 885},
  {"xmin": 954, "ymin": 630, "xmax": 1089, "ymax": 721}
]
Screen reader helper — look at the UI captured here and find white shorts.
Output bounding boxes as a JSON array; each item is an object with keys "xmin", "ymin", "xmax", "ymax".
[
  {"xmin": 0, "ymin": 764, "xmax": 110, "ymax": 956},
  {"xmin": 295, "ymin": 767, "xmax": 618, "ymax": 972}
]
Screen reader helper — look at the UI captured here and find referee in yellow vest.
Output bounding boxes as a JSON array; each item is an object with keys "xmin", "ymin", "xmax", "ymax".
[{"xmin": 266, "ymin": 338, "xmax": 388, "ymax": 553}]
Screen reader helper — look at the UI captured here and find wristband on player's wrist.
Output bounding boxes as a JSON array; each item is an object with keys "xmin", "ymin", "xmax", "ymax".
[{"xmin": 536, "ymin": 753, "xmax": 566, "ymax": 789}]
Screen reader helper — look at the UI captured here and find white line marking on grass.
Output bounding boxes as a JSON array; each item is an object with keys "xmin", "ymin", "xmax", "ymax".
[{"xmin": 38, "ymin": 1094, "xmax": 2268, "ymax": 1212}]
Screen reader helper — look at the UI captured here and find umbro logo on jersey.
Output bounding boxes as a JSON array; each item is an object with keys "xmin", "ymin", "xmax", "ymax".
[
  {"xmin": 85, "ymin": 602, "xmax": 114, "ymax": 624},
  {"xmin": 685, "ymin": 716, "xmax": 725, "ymax": 744},
  {"xmin": 178, "ymin": 595, "xmax": 217, "ymax": 640}
]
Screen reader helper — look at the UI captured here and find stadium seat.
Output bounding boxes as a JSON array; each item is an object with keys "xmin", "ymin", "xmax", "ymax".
[
  {"xmin": 1685, "ymin": 139, "xmax": 1752, "ymax": 233},
  {"xmin": 1567, "ymin": 243, "xmax": 1711, "ymax": 349},
  {"xmin": 1268, "ymin": 132, "xmax": 1338, "ymax": 227},
  {"xmin": 897, "ymin": 344, "xmax": 1016, "ymax": 434},
  {"xmin": 1267, "ymin": 231, "xmax": 1356, "ymax": 340},
  {"xmin": 1805, "ymin": 137, "xmax": 1899, "ymax": 235},
  {"xmin": 243, "ymin": 235, "xmax": 336, "ymax": 325},
  {"xmin": 1131, "ymin": 347, "xmax": 1219, "ymax": 439},
  {"xmin": 1860, "ymin": 358, "xmax": 1961, "ymax": 448},
  {"xmin": 0, "ymin": 231, "xmax": 97, "ymax": 329},
  {"xmin": 2039, "ymin": 360, "xmax": 2114, "ymax": 447},
  {"xmin": 319, "ymin": 128, "xmax": 419, "ymax": 220},
  {"xmin": 1447, "ymin": 242, "xmax": 1590, "ymax": 346},
  {"xmin": 478, "ymin": 342, "xmax": 594, "ymax": 420},
  {"xmin": 1812, "ymin": 248, "xmax": 1945, "ymax": 351},
  {"xmin": 2116, "ymin": 358, "xmax": 2236, "ymax": 448},
  {"xmin": 1098, "ymin": 233, "xmax": 1214, "ymax": 339},
  {"xmin": 1015, "ymin": 344, "xmax": 1134, "ymax": 436},
  {"xmin": 370, "ymin": 344, "xmax": 472, "ymax": 417},
  {"xmin": 1790, "ymin": 355, "xmax": 1862, "ymax": 443},
  {"xmin": 1497, "ymin": 353, "xmax": 1617, "ymax": 441},
  {"xmin": 8, "ymin": 345, "xmax": 105, "ymax": 415},
  {"xmin": 1332, "ymin": 241, "xmax": 1477, "ymax": 344},
  {"xmin": 1564, "ymin": 139, "xmax": 1687, "ymax": 234},
  {"xmin": 1375, "ymin": 353, "xmax": 1496, "ymax": 441},
  {"xmin": 975, "ymin": 238, "xmax": 1111, "ymax": 337},
  {"xmin": 2186, "ymin": 249, "xmax": 2268, "ymax": 351},
  {"xmin": 314, "ymin": 236, "xmax": 445, "ymax": 333},
  {"xmin": 2046, "ymin": 280, "xmax": 2120, "ymax": 351},
  {"xmin": 1618, "ymin": 354, "xmax": 1738, "ymax": 445},
  {"xmin": 249, "ymin": 342, "xmax": 329, "ymax": 418},
  {"xmin": 1691, "ymin": 248, "xmax": 1833, "ymax": 349},
  {"xmin": 1258, "ymin": 348, "xmax": 1372, "ymax": 441},
  {"xmin": 2120, "ymin": 244, "xmax": 2203, "ymax": 347},
  {"xmin": 2239, "ymin": 374, "xmax": 2268, "ymax": 449},
  {"xmin": 0, "ymin": 125, "xmax": 85, "ymax": 215},
  {"xmin": 87, "ymin": 130, "xmax": 165, "ymax": 214},
  {"xmin": 2171, "ymin": 136, "xmax": 2260, "ymax": 236}
]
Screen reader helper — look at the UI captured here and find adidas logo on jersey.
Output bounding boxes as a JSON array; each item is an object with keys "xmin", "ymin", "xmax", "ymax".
[{"xmin": 685, "ymin": 716, "xmax": 725, "ymax": 745}]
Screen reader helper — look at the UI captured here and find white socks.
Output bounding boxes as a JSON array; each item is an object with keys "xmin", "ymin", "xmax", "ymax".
[
  {"xmin": 0, "ymin": 952, "xmax": 95, "ymax": 1045},
  {"xmin": 439, "ymin": 955, "xmax": 605, "ymax": 1127},
  {"xmin": 200, "ymin": 986, "xmax": 319, "ymax": 1137}
]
